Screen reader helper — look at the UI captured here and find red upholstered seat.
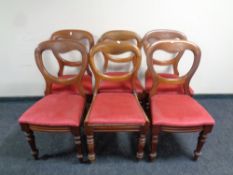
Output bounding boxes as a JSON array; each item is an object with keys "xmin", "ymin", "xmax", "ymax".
[
  {"xmin": 19, "ymin": 92, "xmax": 85, "ymax": 127},
  {"xmin": 146, "ymin": 73, "xmax": 194, "ymax": 94},
  {"xmin": 150, "ymin": 94, "xmax": 215, "ymax": 127},
  {"xmin": 87, "ymin": 93, "xmax": 146, "ymax": 125},
  {"xmin": 99, "ymin": 72, "xmax": 144, "ymax": 93},
  {"xmin": 52, "ymin": 74, "xmax": 92, "ymax": 94}
]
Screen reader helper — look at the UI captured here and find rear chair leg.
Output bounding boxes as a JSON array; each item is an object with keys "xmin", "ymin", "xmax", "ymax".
[
  {"xmin": 86, "ymin": 128, "xmax": 95, "ymax": 162},
  {"xmin": 24, "ymin": 130, "xmax": 39, "ymax": 160},
  {"xmin": 150, "ymin": 126, "xmax": 160, "ymax": 161},
  {"xmin": 193, "ymin": 126, "xmax": 213, "ymax": 160},
  {"xmin": 71, "ymin": 127, "xmax": 83, "ymax": 162},
  {"xmin": 137, "ymin": 132, "xmax": 146, "ymax": 160}
]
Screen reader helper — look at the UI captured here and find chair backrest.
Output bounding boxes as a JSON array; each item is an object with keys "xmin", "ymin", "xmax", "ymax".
[
  {"xmin": 146, "ymin": 40, "xmax": 201, "ymax": 96},
  {"xmin": 143, "ymin": 29, "xmax": 187, "ymax": 76},
  {"xmin": 143, "ymin": 29, "xmax": 187, "ymax": 51},
  {"xmin": 35, "ymin": 40, "xmax": 88, "ymax": 96},
  {"xmin": 51, "ymin": 29, "xmax": 94, "ymax": 50},
  {"xmin": 51, "ymin": 29, "xmax": 94, "ymax": 76},
  {"xmin": 98, "ymin": 30, "xmax": 142, "ymax": 48},
  {"xmin": 98, "ymin": 30, "xmax": 141, "ymax": 73},
  {"xmin": 89, "ymin": 41, "xmax": 141, "ymax": 95}
]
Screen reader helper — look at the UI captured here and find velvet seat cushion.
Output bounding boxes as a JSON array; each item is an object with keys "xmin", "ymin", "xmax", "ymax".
[
  {"xmin": 146, "ymin": 73, "xmax": 194, "ymax": 95},
  {"xmin": 19, "ymin": 92, "xmax": 85, "ymax": 127},
  {"xmin": 99, "ymin": 72, "xmax": 144, "ymax": 93},
  {"xmin": 52, "ymin": 74, "xmax": 92, "ymax": 94},
  {"xmin": 150, "ymin": 94, "xmax": 215, "ymax": 127},
  {"xmin": 87, "ymin": 93, "xmax": 147, "ymax": 125}
]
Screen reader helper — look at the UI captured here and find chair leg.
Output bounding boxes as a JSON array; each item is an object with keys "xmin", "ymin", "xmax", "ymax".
[
  {"xmin": 71, "ymin": 127, "xmax": 83, "ymax": 162},
  {"xmin": 21, "ymin": 124, "xmax": 39, "ymax": 160},
  {"xmin": 136, "ymin": 130, "xmax": 146, "ymax": 160},
  {"xmin": 150, "ymin": 126, "xmax": 160, "ymax": 161},
  {"xmin": 193, "ymin": 126, "xmax": 213, "ymax": 160},
  {"xmin": 86, "ymin": 127, "xmax": 95, "ymax": 162}
]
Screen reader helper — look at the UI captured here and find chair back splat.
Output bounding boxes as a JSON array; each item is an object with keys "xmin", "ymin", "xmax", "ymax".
[
  {"xmin": 51, "ymin": 29, "xmax": 94, "ymax": 52},
  {"xmin": 143, "ymin": 29, "xmax": 192, "ymax": 94},
  {"xmin": 35, "ymin": 40, "xmax": 88, "ymax": 96},
  {"xmin": 143, "ymin": 29, "xmax": 187, "ymax": 53},
  {"xmin": 96, "ymin": 30, "xmax": 144, "ymax": 94},
  {"xmin": 50, "ymin": 30, "xmax": 94, "ymax": 94},
  {"xmin": 98, "ymin": 30, "xmax": 141, "ymax": 48},
  {"xmin": 147, "ymin": 40, "xmax": 200, "ymax": 96},
  {"xmin": 89, "ymin": 41, "xmax": 141, "ymax": 96}
]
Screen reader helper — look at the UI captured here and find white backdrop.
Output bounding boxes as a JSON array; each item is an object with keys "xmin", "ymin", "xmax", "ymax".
[{"xmin": 1, "ymin": 0, "xmax": 233, "ymax": 96}]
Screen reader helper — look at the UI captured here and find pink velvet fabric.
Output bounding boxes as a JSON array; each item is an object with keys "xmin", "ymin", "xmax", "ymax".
[
  {"xmin": 87, "ymin": 93, "xmax": 147, "ymax": 125},
  {"xmin": 52, "ymin": 74, "xmax": 92, "ymax": 94},
  {"xmin": 145, "ymin": 73, "xmax": 194, "ymax": 95},
  {"xmin": 99, "ymin": 72, "xmax": 144, "ymax": 93},
  {"xmin": 150, "ymin": 94, "xmax": 215, "ymax": 126},
  {"xmin": 19, "ymin": 92, "xmax": 85, "ymax": 127}
]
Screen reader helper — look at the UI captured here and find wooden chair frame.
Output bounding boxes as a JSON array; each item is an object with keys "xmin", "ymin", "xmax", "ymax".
[
  {"xmin": 51, "ymin": 29, "xmax": 94, "ymax": 77},
  {"xmin": 84, "ymin": 41, "xmax": 149, "ymax": 162},
  {"xmin": 98, "ymin": 30, "xmax": 141, "ymax": 47},
  {"xmin": 143, "ymin": 29, "xmax": 187, "ymax": 84},
  {"xmin": 98, "ymin": 30, "xmax": 142, "ymax": 73},
  {"xmin": 20, "ymin": 40, "xmax": 88, "ymax": 161},
  {"xmin": 97, "ymin": 30, "xmax": 145, "ymax": 107},
  {"xmin": 147, "ymin": 40, "xmax": 214, "ymax": 161}
]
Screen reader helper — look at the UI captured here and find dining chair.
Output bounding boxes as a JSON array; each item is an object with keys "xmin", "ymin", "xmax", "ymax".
[
  {"xmin": 97, "ymin": 30, "xmax": 144, "ymax": 94},
  {"xmin": 50, "ymin": 29, "xmax": 94, "ymax": 95},
  {"xmin": 84, "ymin": 41, "xmax": 149, "ymax": 162},
  {"xmin": 143, "ymin": 29, "xmax": 194, "ymax": 94},
  {"xmin": 147, "ymin": 40, "xmax": 215, "ymax": 161},
  {"xmin": 18, "ymin": 40, "xmax": 88, "ymax": 161}
]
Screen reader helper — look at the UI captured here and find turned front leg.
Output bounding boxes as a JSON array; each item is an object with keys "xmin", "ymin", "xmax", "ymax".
[
  {"xmin": 86, "ymin": 128, "xmax": 95, "ymax": 162},
  {"xmin": 194, "ymin": 126, "xmax": 213, "ymax": 160},
  {"xmin": 24, "ymin": 130, "xmax": 39, "ymax": 160},
  {"xmin": 137, "ymin": 133, "xmax": 146, "ymax": 159},
  {"xmin": 71, "ymin": 127, "xmax": 83, "ymax": 162},
  {"xmin": 150, "ymin": 126, "xmax": 160, "ymax": 161}
]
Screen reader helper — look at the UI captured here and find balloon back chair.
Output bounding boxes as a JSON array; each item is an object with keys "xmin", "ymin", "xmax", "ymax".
[
  {"xmin": 50, "ymin": 29, "xmax": 94, "ymax": 95},
  {"xmin": 84, "ymin": 41, "xmax": 149, "ymax": 162},
  {"xmin": 97, "ymin": 30, "xmax": 144, "ymax": 94},
  {"xmin": 147, "ymin": 40, "xmax": 215, "ymax": 161},
  {"xmin": 18, "ymin": 40, "xmax": 88, "ymax": 161},
  {"xmin": 143, "ymin": 29, "xmax": 195, "ymax": 94}
]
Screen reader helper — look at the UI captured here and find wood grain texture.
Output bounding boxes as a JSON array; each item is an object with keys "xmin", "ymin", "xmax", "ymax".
[
  {"xmin": 147, "ymin": 40, "xmax": 214, "ymax": 161},
  {"xmin": 51, "ymin": 29, "xmax": 94, "ymax": 76},
  {"xmin": 20, "ymin": 40, "xmax": 88, "ymax": 161},
  {"xmin": 85, "ymin": 41, "xmax": 149, "ymax": 162}
]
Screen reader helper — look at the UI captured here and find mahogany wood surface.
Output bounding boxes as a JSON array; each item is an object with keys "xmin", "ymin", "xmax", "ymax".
[
  {"xmin": 20, "ymin": 40, "xmax": 88, "ymax": 161},
  {"xmin": 51, "ymin": 29, "xmax": 94, "ymax": 77},
  {"xmin": 147, "ymin": 40, "xmax": 214, "ymax": 161},
  {"xmin": 85, "ymin": 41, "xmax": 149, "ymax": 162},
  {"xmin": 143, "ymin": 29, "xmax": 187, "ymax": 83},
  {"xmin": 98, "ymin": 30, "xmax": 142, "ymax": 76}
]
